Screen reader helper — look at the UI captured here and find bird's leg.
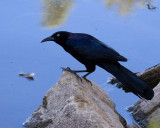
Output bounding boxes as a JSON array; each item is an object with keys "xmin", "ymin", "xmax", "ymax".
[
  {"xmin": 61, "ymin": 67, "xmax": 87, "ymax": 82},
  {"xmin": 82, "ymin": 72, "xmax": 93, "ymax": 85},
  {"xmin": 71, "ymin": 70, "xmax": 88, "ymax": 73},
  {"xmin": 141, "ymin": 98, "xmax": 148, "ymax": 102},
  {"xmin": 83, "ymin": 72, "xmax": 92, "ymax": 78},
  {"xmin": 61, "ymin": 67, "xmax": 88, "ymax": 73},
  {"xmin": 61, "ymin": 67, "xmax": 94, "ymax": 85}
]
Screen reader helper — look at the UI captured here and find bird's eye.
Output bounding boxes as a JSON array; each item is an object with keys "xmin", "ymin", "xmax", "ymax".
[{"xmin": 57, "ymin": 34, "xmax": 60, "ymax": 37}]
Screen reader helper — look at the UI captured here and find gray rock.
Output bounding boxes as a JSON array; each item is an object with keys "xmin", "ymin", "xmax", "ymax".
[
  {"xmin": 128, "ymin": 82, "xmax": 160, "ymax": 127},
  {"xmin": 23, "ymin": 71, "xmax": 126, "ymax": 128}
]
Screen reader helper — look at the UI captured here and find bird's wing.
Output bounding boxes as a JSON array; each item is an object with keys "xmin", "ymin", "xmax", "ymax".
[{"xmin": 67, "ymin": 34, "xmax": 127, "ymax": 62}]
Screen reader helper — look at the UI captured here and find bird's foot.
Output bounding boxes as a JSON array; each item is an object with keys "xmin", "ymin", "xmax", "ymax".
[
  {"xmin": 61, "ymin": 67, "xmax": 72, "ymax": 72},
  {"xmin": 61, "ymin": 67, "xmax": 82, "ymax": 82},
  {"xmin": 82, "ymin": 77, "xmax": 92, "ymax": 86}
]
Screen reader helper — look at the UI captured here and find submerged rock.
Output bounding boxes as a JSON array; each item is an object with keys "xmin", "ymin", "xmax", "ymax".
[
  {"xmin": 23, "ymin": 71, "xmax": 126, "ymax": 128},
  {"xmin": 128, "ymin": 82, "xmax": 160, "ymax": 127}
]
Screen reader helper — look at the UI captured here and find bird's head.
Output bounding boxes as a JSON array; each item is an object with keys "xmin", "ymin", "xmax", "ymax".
[{"xmin": 41, "ymin": 31, "xmax": 71, "ymax": 45}]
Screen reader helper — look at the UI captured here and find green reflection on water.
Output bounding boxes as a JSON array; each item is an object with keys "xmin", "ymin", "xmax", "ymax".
[
  {"xmin": 42, "ymin": 0, "xmax": 73, "ymax": 28},
  {"xmin": 105, "ymin": 0, "xmax": 151, "ymax": 14},
  {"xmin": 42, "ymin": 0, "xmax": 154, "ymax": 28}
]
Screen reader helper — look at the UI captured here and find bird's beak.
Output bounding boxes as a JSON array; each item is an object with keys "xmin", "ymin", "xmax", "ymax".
[{"xmin": 41, "ymin": 36, "xmax": 55, "ymax": 43}]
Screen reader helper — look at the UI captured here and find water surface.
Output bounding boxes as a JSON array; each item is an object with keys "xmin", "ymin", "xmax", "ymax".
[{"xmin": 0, "ymin": 0, "xmax": 160, "ymax": 127}]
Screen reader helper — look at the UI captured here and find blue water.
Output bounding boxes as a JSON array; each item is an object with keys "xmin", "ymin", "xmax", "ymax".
[{"xmin": 0, "ymin": 0, "xmax": 160, "ymax": 127}]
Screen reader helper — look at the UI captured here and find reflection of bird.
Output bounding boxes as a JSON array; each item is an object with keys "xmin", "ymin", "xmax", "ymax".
[{"xmin": 41, "ymin": 31, "xmax": 154, "ymax": 100}]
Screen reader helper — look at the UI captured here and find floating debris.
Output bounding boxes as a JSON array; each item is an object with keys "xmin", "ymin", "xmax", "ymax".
[
  {"xmin": 19, "ymin": 73, "xmax": 35, "ymax": 80},
  {"xmin": 147, "ymin": 3, "xmax": 157, "ymax": 10}
]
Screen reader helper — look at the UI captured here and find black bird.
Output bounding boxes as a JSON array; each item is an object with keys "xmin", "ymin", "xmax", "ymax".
[{"xmin": 41, "ymin": 31, "xmax": 154, "ymax": 100}]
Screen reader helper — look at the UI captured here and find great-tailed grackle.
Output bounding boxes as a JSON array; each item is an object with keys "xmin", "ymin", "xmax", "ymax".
[{"xmin": 41, "ymin": 31, "xmax": 154, "ymax": 100}]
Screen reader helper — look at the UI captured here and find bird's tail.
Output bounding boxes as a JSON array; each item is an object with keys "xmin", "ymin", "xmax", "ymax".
[{"xmin": 97, "ymin": 62, "xmax": 154, "ymax": 100}]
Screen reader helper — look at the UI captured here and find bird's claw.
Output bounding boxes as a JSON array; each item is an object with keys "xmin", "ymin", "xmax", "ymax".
[
  {"xmin": 61, "ymin": 67, "xmax": 72, "ymax": 72},
  {"xmin": 61, "ymin": 67, "xmax": 82, "ymax": 82},
  {"xmin": 82, "ymin": 77, "xmax": 92, "ymax": 86}
]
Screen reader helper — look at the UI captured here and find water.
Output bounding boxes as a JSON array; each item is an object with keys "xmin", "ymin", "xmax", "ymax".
[{"xmin": 0, "ymin": 0, "xmax": 160, "ymax": 127}]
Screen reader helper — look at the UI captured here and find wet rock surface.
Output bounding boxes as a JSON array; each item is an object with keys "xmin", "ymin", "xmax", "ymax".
[{"xmin": 128, "ymin": 82, "xmax": 160, "ymax": 127}]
